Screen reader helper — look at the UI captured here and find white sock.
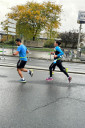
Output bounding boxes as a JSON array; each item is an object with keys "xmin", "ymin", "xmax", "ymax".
[
  {"xmin": 21, "ymin": 78, "xmax": 25, "ymax": 80},
  {"xmin": 28, "ymin": 70, "xmax": 30, "ymax": 74}
]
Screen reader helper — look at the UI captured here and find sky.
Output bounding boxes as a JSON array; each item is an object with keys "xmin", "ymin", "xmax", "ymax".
[{"xmin": 0, "ymin": 0, "xmax": 85, "ymax": 32}]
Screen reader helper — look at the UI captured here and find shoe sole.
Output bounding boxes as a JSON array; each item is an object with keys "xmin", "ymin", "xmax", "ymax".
[
  {"xmin": 69, "ymin": 78, "xmax": 72, "ymax": 83},
  {"xmin": 20, "ymin": 81, "xmax": 27, "ymax": 83},
  {"xmin": 46, "ymin": 79, "xmax": 53, "ymax": 81},
  {"xmin": 31, "ymin": 72, "xmax": 33, "ymax": 77},
  {"xmin": 31, "ymin": 70, "xmax": 33, "ymax": 77}
]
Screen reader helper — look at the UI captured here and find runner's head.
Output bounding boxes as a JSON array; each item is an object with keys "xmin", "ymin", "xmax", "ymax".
[
  {"xmin": 54, "ymin": 41, "xmax": 61, "ymax": 47},
  {"xmin": 15, "ymin": 38, "xmax": 21, "ymax": 46}
]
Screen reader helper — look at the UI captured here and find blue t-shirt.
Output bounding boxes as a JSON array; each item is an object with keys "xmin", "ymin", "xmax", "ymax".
[{"xmin": 17, "ymin": 44, "xmax": 27, "ymax": 61}]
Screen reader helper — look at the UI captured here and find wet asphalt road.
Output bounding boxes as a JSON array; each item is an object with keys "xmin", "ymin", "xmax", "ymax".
[{"xmin": 0, "ymin": 65, "xmax": 85, "ymax": 128}]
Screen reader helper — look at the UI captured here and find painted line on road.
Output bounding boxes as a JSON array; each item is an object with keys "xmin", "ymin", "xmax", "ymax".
[{"xmin": 0, "ymin": 63, "xmax": 85, "ymax": 75}]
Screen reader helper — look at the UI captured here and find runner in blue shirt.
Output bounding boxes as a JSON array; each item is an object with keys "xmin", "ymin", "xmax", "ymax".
[
  {"xmin": 13, "ymin": 38, "xmax": 33, "ymax": 83},
  {"xmin": 46, "ymin": 41, "xmax": 72, "ymax": 83}
]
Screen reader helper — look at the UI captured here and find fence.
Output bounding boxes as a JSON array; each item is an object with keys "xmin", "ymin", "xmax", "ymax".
[{"xmin": 0, "ymin": 45, "xmax": 84, "ymax": 61}]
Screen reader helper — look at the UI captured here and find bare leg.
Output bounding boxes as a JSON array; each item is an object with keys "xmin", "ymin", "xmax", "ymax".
[
  {"xmin": 20, "ymin": 68, "xmax": 33, "ymax": 77},
  {"xmin": 17, "ymin": 68, "xmax": 23, "ymax": 78},
  {"xmin": 21, "ymin": 68, "xmax": 28, "ymax": 72}
]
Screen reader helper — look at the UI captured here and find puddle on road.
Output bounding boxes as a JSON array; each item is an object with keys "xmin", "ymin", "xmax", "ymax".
[{"xmin": 0, "ymin": 75, "xmax": 8, "ymax": 78}]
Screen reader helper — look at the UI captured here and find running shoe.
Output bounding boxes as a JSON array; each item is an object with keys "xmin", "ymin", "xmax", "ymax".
[
  {"xmin": 52, "ymin": 71, "xmax": 54, "ymax": 75},
  {"xmin": 29, "ymin": 69, "xmax": 33, "ymax": 77},
  {"xmin": 68, "ymin": 77, "xmax": 72, "ymax": 83},
  {"xmin": 19, "ymin": 79, "xmax": 26, "ymax": 83},
  {"xmin": 46, "ymin": 77, "xmax": 53, "ymax": 81},
  {"xmin": 66, "ymin": 68, "xmax": 68, "ymax": 73}
]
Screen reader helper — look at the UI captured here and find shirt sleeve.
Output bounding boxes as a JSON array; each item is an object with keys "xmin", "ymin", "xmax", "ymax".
[
  {"xmin": 26, "ymin": 47, "xmax": 27, "ymax": 51},
  {"xmin": 56, "ymin": 47, "xmax": 64, "ymax": 57},
  {"xmin": 17, "ymin": 46, "xmax": 21, "ymax": 52}
]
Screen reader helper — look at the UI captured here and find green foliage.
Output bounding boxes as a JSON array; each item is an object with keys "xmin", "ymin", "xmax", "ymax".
[
  {"xmin": 29, "ymin": 47, "xmax": 53, "ymax": 52},
  {"xmin": 3, "ymin": 2, "xmax": 62, "ymax": 41},
  {"xmin": 59, "ymin": 30, "xmax": 84, "ymax": 48},
  {"xmin": 44, "ymin": 40, "xmax": 54, "ymax": 48},
  {"xmin": 4, "ymin": 40, "xmax": 15, "ymax": 45}
]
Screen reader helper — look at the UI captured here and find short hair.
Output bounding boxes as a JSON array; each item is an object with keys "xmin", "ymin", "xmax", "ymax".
[
  {"xmin": 56, "ymin": 41, "xmax": 61, "ymax": 46},
  {"xmin": 15, "ymin": 38, "xmax": 21, "ymax": 43}
]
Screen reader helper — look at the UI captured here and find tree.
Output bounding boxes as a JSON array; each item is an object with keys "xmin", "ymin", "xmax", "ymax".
[
  {"xmin": 60, "ymin": 30, "xmax": 84, "ymax": 48},
  {"xmin": 3, "ymin": 2, "xmax": 62, "ymax": 41},
  {"xmin": 43, "ymin": 2, "xmax": 62, "ymax": 39}
]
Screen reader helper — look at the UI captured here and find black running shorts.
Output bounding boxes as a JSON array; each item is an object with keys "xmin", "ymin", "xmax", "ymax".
[{"xmin": 17, "ymin": 60, "xmax": 27, "ymax": 69}]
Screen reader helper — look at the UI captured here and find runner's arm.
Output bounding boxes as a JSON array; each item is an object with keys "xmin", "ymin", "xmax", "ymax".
[
  {"xmin": 26, "ymin": 50, "xmax": 29, "ymax": 53},
  {"xmin": 51, "ymin": 52, "xmax": 55, "ymax": 55},
  {"xmin": 13, "ymin": 51, "xmax": 19, "ymax": 56},
  {"xmin": 13, "ymin": 46, "xmax": 21, "ymax": 56}
]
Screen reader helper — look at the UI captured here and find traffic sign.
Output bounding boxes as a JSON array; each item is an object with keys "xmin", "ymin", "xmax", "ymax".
[{"xmin": 77, "ymin": 11, "xmax": 85, "ymax": 24}]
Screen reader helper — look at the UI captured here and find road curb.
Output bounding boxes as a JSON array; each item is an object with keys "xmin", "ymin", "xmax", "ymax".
[{"xmin": 0, "ymin": 63, "xmax": 85, "ymax": 75}]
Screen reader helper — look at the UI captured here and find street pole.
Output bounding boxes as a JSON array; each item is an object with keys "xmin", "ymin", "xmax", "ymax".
[
  {"xmin": 12, "ymin": 35, "xmax": 14, "ymax": 54},
  {"xmin": 77, "ymin": 24, "xmax": 82, "ymax": 57}
]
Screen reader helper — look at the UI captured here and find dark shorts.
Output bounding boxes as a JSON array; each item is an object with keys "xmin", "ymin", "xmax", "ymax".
[{"xmin": 17, "ymin": 60, "xmax": 27, "ymax": 69}]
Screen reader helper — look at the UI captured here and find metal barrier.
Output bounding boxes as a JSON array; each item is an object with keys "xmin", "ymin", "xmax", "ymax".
[
  {"xmin": 48, "ymin": 49, "xmax": 77, "ymax": 61},
  {"xmin": 0, "ymin": 46, "xmax": 6, "ymax": 60}
]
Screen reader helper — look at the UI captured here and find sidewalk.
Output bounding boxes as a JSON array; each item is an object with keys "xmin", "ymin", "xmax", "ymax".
[
  {"xmin": 0, "ymin": 48, "xmax": 84, "ymax": 63},
  {"xmin": 0, "ymin": 56, "xmax": 85, "ymax": 74}
]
